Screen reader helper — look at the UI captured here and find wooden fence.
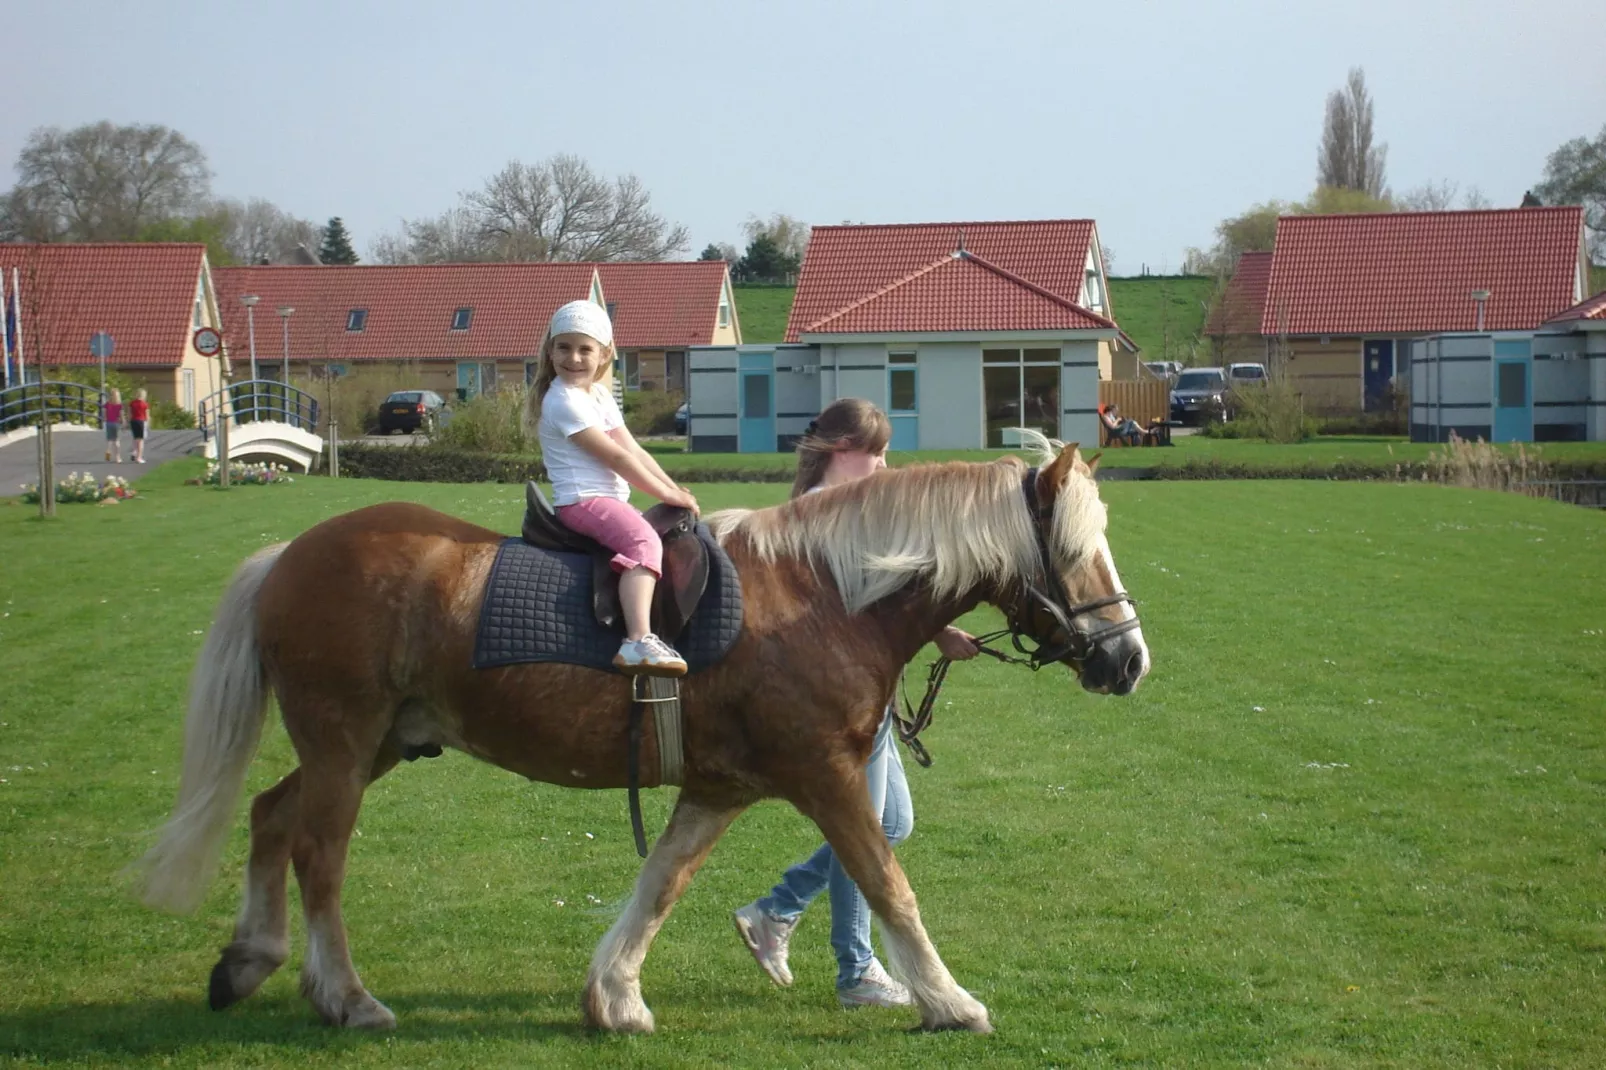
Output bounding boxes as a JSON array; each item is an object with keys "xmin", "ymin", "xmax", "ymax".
[{"xmin": 1098, "ymin": 379, "xmax": 1169, "ymax": 427}]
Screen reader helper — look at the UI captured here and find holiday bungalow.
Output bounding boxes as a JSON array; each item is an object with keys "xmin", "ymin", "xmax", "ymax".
[
  {"xmin": 1208, "ymin": 206, "xmax": 1591, "ymax": 414},
  {"xmin": 213, "ymin": 262, "xmax": 603, "ymax": 401},
  {"xmin": 598, "ymin": 261, "xmax": 739, "ymax": 394},
  {"xmin": 686, "ymin": 220, "xmax": 1125, "ymax": 452},
  {"xmin": 1409, "ymin": 289, "xmax": 1606, "ymax": 443},
  {"xmin": 0, "ymin": 242, "xmax": 224, "ymax": 411}
]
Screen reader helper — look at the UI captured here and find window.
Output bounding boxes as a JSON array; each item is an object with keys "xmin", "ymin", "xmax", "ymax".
[
  {"xmin": 981, "ymin": 347, "xmax": 1060, "ymax": 447},
  {"xmin": 622, "ymin": 351, "xmax": 641, "ymax": 391},
  {"xmin": 181, "ymin": 368, "xmax": 196, "ymax": 410},
  {"xmin": 743, "ymin": 372, "xmax": 771, "ymax": 418},
  {"xmin": 346, "ymin": 309, "xmax": 368, "ymax": 332},
  {"xmin": 1497, "ymin": 362, "xmax": 1527, "ymax": 408},
  {"xmin": 193, "ymin": 296, "xmax": 204, "ymax": 328},
  {"xmin": 451, "ymin": 307, "xmax": 473, "ymax": 331},
  {"xmin": 606, "ymin": 301, "xmax": 618, "ymax": 321},
  {"xmin": 888, "ymin": 351, "xmax": 917, "ymax": 364},
  {"xmin": 1084, "ymin": 268, "xmax": 1104, "ymax": 312},
  {"xmin": 889, "ymin": 368, "xmax": 917, "ymax": 412},
  {"xmin": 718, "ymin": 295, "xmax": 731, "ymax": 328}
]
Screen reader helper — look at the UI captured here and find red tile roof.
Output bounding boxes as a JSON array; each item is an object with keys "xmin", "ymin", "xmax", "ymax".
[
  {"xmin": 213, "ymin": 262, "xmax": 600, "ymax": 362},
  {"xmin": 786, "ymin": 219, "xmax": 1100, "ymax": 341},
  {"xmin": 0, "ymin": 243, "xmax": 206, "ymax": 367},
  {"xmin": 593, "ymin": 261, "xmax": 731, "ymax": 348},
  {"xmin": 1545, "ymin": 289, "xmax": 1606, "ymax": 324},
  {"xmin": 1206, "ymin": 251, "xmax": 1272, "ymax": 336},
  {"xmin": 1260, "ymin": 207, "xmax": 1585, "ymax": 335},
  {"xmin": 803, "ymin": 251, "xmax": 1114, "ymax": 334}
]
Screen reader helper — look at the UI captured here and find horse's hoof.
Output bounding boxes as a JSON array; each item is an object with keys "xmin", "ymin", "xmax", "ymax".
[
  {"xmin": 919, "ymin": 992, "xmax": 992, "ymax": 1034},
  {"xmin": 208, "ymin": 958, "xmax": 240, "ymax": 1011},
  {"xmin": 208, "ymin": 942, "xmax": 287, "ymax": 1011},
  {"xmin": 582, "ymin": 983, "xmax": 656, "ymax": 1034},
  {"xmin": 340, "ymin": 994, "xmax": 398, "ymax": 1030}
]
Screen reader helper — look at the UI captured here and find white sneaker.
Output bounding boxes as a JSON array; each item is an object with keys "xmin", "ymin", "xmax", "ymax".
[
  {"xmin": 733, "ymin": 902, "xmax": 797, "ymax": 986},
  {"xmin": 612, "ymin": 633, "xmax": 687, "ymax": 677},
  {"xmin": 837, "ymin": 959, "xmax": 913, "ymax": 1008}
]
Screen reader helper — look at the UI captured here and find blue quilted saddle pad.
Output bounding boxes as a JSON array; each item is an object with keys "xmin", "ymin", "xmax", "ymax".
[{"xmin": 472, "ymin": 524, "xmax": 743, "ymax": 675}]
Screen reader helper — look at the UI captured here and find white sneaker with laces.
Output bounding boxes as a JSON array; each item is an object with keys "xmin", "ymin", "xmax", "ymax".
[
  {"xmin": 613, "ymin": 633, "xmax": 687, "ymax": 677},
  {"xmin": 837, "ymin": 958, "xmax": 914, "ymax": 1008},
  {"xmin": 733, "ymin": 902, "xmax": 797, "ymax": 986}
]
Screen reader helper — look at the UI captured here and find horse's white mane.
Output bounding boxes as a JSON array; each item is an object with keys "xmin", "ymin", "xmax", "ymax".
[{"xmin": 705, "ymin": 429, "xmax": 1106, "ymax": 613}]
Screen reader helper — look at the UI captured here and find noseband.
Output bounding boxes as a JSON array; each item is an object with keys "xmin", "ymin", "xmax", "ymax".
[{"xmin": 895, "ymin": 465, "xmax": 1143, "ymax": 766}]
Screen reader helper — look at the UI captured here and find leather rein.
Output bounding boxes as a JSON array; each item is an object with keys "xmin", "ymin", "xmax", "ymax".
[{"xmin": 894, "ymin": 467, "xmax": 1141, "ymax": 766}]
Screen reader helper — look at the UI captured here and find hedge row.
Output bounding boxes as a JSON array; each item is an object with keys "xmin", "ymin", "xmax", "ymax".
[
  {"xmin": 338, "ymin": 445, "xmax": 796, "ymax": 484},
  {"xmin": 1147, "ymin": 458, "xmax": 1606, "ymax": 482}
]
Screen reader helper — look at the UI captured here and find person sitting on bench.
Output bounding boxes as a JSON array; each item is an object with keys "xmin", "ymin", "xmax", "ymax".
[{"xmin": 1099, "ymin": 402, "xmax": 1151, "ymax": 447}]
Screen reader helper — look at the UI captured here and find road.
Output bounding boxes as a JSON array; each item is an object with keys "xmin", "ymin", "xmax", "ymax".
[{"xmin": 0, "ymin": 427, "xmax": 204, "ymax": 497}]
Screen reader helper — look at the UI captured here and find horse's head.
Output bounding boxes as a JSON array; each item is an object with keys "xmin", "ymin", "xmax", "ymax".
[{"xmin": 1006, "ymin": 435, "xmax": 1150, "ymax": 696}]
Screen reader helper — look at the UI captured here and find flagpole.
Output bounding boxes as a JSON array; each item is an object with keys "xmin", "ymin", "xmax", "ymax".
[
  {"xmin": 0, "ymin": 267, "xmax": 9, "ymax": 390},
  {"xmin": 12, "ymin": 268, "xmax": 24, "ymax": 383}
]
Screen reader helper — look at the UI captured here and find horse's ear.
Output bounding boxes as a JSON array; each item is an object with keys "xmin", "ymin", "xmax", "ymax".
[
  {"xmin": 1036, "ymin": 444, "xmax": 1079, "ymax": 505},
  {"xmin": 1086, "ymin": 451, "xmax": 1103, "ymax": 475}
]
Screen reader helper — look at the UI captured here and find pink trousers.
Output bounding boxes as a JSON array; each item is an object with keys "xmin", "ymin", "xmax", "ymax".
[{"xmin": 556, "ymin": 496, "xmax": 663, "ymax": 577}]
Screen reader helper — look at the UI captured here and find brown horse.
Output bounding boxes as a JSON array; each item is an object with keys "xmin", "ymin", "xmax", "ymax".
[{"xmin": 133, "ymin": 432, "xmax": 1149, "ymax": 1036}]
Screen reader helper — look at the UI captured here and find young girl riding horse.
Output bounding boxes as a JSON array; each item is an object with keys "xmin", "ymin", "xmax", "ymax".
[
  {"xmin": 733, "ymin": 398, "xmax": 981, "ymax": 1008},
  {"xmin": 527, "ymin": 300, "xmax": 699, "ymax": 676}
]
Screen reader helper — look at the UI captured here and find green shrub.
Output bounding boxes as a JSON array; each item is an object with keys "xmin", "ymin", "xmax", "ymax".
[
  {"xmin": 432, "ymin": 386, "xmax": 532, "ymax": 453},
  {"xmin": 150, "ymin": 400, "xmax": 196, "ymax": 430},
  {"xmin": 621, "ymin": 389, "xmax": 684, "ymax": 436},
  {"xmin": 338, "ymin": 442, "xmax": 796, "ymax": 485},
  {"xmin": 1316, "ymin": 411, "xmax": 1408, "ymax": 436},
  {"xmin": 1224, "ymin": 374, "xmax": 1315, "ymax": 443}
]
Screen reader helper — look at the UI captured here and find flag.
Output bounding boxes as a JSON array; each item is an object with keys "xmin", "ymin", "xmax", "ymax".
[
  {"xmin": 0, "ymin": 266, "xmax": 9, "ymax": 389},
  {"xmin": 9, "ymin": 268, "xmax": 23, "ymax": 383}
]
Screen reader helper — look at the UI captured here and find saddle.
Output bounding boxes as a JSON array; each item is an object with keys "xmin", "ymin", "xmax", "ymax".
[{"xmin": 519, "ymin": 482, "xmax": 709, "ymax": 642}]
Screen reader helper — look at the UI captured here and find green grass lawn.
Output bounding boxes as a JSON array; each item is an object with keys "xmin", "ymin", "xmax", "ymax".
[
  {"xmin": 732, "ymin": 286, "xmax": 795, "ymax": 344},
  {"xmin": 1106, "ymin": 276, "xmax": 1218, "ymax": 363},
  {"xmin": 3, "ymin": 462, "xmax": 1604, "ymax": 1067}
]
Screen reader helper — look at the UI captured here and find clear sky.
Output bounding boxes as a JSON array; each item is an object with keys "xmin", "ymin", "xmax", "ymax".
[{"xmin": 3, "ymin": 0, "xmax": 1600, "ymax": 273}]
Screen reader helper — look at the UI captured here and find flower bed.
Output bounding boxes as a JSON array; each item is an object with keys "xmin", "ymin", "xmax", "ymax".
[
  {"xmin": 21, "ymin": 472, "xmax": 137, "ymax": 504},
  {"xmin": 204, "ymin": 461, "xmax": 296, "ymax": 486}
]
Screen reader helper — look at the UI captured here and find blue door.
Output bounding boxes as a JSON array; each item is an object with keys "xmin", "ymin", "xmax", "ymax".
[
  {"xmin": 1492, "ymin": 340, "xmax": 1532, "ymax": 442},
  {"xmin": 738, "ymin": 352, "xmax": 775, "ymax": 452},
  {"xmin": 887, "ymin": 362, "xmax": 918, "ymax": 451},
  {"xmin": 456, "ymin": 362, "xmax": 480, "ymax": 401},
  {"xmin": 1363, "ymin": 340, "xmax": 1394, "ymax": 411}
]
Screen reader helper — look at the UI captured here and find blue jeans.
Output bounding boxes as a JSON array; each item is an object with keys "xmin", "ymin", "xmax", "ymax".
[{"xmin": 757, "ymin": 706, "xmax": 914, "ymax": 988}]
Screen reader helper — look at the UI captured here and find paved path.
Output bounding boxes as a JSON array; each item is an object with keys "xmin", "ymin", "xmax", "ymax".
[{"xmin": 0, "ymin": 427, "xmax": 204, "ymax": 496}]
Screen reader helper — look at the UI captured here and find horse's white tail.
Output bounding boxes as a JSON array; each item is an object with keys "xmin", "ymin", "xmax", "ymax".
[{"xmin": 133, "ymin": 543, "xmax": 286, "ymax": 914}]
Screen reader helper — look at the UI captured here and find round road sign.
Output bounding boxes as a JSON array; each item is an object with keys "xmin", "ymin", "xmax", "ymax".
[{"xmin": 193, "ymin": 327, "xmax": 223, "ymax": 357}]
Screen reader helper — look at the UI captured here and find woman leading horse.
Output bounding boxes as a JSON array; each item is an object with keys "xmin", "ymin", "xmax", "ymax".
[{"xmin": 132, "ymin": 431, "xmax": 1150, "ymax": 1035}]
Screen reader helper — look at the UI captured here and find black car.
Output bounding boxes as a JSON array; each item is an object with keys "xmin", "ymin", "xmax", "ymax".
[
  {"xmin": 1169, "ymin": 368, "xmax": 1229, "ymax": 425},
  {"xmin": 377, "ymin": 390, "xmax": 446, "ymax": 434}
]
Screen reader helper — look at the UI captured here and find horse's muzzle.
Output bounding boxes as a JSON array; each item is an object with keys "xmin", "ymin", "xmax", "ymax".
[{"xmin": 1078, "ymin": 629, "xmax": 1150, "ymax": 696}]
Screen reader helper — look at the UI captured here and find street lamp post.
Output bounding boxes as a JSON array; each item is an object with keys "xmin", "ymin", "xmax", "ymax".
[
  {"xmin": 277, "ymin": 305, "xmax": 293, "ymax": 374},
  {"xmin": 241, "ymin": 294, "xmax": 260, "ymax": 382}
]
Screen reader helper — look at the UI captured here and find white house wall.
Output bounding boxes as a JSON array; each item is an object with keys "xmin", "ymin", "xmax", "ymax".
[
  {"xmin": 687, "ymin": 347, "xmax": 739, "ymax": 452},
  {"xmin": 1411, "ymin": 335, "xmax": 1492, "ymax": 442},
  {"xmin": 1589, "ymin": 331, "xmax": 1606, "ymax": 440},
  {"xmin": 1412, "ymin": 331, "xmax": 1600, "ymax": 443},
  {"xmin": 1061, "ymin": 340, "xmax": 1102, "ymax": 448},
  {"xmin": 914, "ymin": 343, "xmax": 982, "ymax": 449}
]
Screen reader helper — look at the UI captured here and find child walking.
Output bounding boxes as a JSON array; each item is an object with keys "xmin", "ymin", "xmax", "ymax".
[
  {"xmin": 527, "ymin": 300, "xmax": 698, "ymax": 676},
  {"xmin": 103, "ymin": 388, "xmax": 124, "ymax": 463},
  {"xmin": 129, "ymin": 388, "xmax": 150, "ymax": 464},
  {"xmin": 732, "ymin": 398, "xmax": 981, "ymax": 1008}
]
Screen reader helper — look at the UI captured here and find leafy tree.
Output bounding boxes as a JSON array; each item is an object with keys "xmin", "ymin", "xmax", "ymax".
[
  {"xmin": 1534, "ymin": 124, "xmax": 1606, "ymax": 261},
  {"xmin": 699, "ymin": 242, "xmax": 740, "ymax": 262},
  {"xmin": 735, "ymin": 233, "xmax": 799, "ymax": 282},
  {"xmin": 0, "ymin": 121, "xmax": 211, "ymax": 241},
  {"xmin": 136, "ymin": 212, "xmax": 236, "ymax": 265},
  {"xmin": 1317, "ymin": 67, "xmax": 1388, "ymax": 198},
  {"xmin": 741, "ymin": 213, "xmax": 809, "ymax": 263},
  {"xmin": 318, "ymin": 217, "xmax": 359, "ymax": 264}
]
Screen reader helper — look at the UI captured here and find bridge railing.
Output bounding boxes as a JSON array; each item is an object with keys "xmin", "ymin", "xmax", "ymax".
[
  {"xmin": 0, "ymin": 381, "xmax": 105, "ymax": 433},
  {"xmin": 198, "ymin": 380, "xmax": 320, "ymax": 442}
]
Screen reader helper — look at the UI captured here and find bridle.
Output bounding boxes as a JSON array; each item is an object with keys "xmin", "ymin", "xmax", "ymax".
[{"xmin": 895, "ymin": 466, "xmax": 1142, "ymax": 765}]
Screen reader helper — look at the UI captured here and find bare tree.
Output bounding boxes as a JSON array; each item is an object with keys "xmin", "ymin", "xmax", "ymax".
[
  {"xmin": 1397, "ymin": 179, "xmax": 1459, "ymax": 212},
  {"xmin": 372, "ymin": 155, "xmax": 689, "ymax": 264},
  {"xmin": 1, "ymin": 121, "xmax": 212, "ymax": 242},
  {"xmin": 1100, "ymin": 243, "xmax": 1115, "ymax": 276},
  {"xmin": 215, "ymin": 198, "xmax": 321, "ymax": 264},
  {"xmin": 466, "ymin": 155, "xmax": 689, "ymax": 261},
  {"xmin": 370, "ymin": 207, "xmax": 496, "ymax": 264},
  {"xmin": 1317, "ymin": 68, "xmax": 1389, "ymax": 198}
]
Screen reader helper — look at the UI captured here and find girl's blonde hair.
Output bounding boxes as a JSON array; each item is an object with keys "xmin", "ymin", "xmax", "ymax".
[
  {"xmin": 790, "ymin": 398, "xmax": 892, "ymax": 499},
  {"xmin": 135, "ymin": 388, "xmax": 148, "ymax": 401},
  {"xmin": 108, "ymin": 387, "xmax": 122, "ymax": 402},
  {"xmin": 522, "ymin": 329, "xmax": 617, "ymax": 435}
]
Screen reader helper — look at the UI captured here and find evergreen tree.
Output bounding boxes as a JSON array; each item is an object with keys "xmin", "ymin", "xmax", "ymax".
[{"xmin": 318, "ymin": 216, "xmax": 359, "ymax": 264}]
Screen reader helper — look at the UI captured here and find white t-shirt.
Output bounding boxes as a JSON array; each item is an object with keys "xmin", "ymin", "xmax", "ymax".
[{"xmin": 539, "ymin": 382, "xmax": 630, "ymax": 506}]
